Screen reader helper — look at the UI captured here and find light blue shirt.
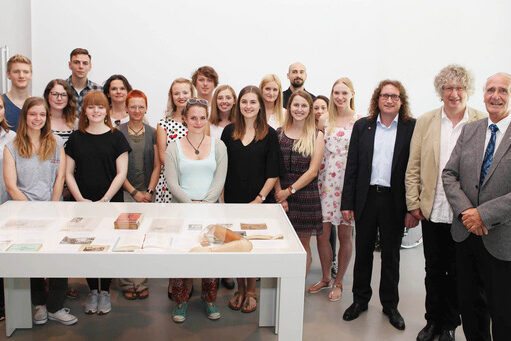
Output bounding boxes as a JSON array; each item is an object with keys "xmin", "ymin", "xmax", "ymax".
[{"xmin": 370, "ymin": 114, "xmax": 398, "ymax": 187}]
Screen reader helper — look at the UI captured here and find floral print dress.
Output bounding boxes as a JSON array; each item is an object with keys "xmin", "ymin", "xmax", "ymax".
[{"xmin": 318, "ymin": 114, "xmax": 360, "ymax": 226}]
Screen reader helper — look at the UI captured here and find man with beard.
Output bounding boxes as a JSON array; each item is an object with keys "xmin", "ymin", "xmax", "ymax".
[{"xmin": 283, "ymin": 62, "xmax": 315, "ymax": 108}]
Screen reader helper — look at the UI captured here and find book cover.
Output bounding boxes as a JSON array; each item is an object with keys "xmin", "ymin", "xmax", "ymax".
[{"xmin": 7, "ymin": 243, "xmax": 42, "ymax": 252}]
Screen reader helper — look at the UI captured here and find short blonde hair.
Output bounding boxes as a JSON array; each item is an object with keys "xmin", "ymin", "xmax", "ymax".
[{"xmin": 7, "ymin": 54, "xmax": 32, "ymax": 72}]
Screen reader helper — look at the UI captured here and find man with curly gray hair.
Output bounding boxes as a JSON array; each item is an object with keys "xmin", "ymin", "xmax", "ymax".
[{"xmin": 405, "ymin": 64, "xmax": 486, "ymax": 341}]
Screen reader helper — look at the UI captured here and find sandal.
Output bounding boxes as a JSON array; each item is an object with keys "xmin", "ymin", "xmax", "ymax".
[
  {"xmin": 228, "ymin": 291, "xmax": 244, "ymax": 311},
  {"xmin": 138, "ymin": 288, "xmax": 149, "ymax": 300},
  {"xmin": 241, "ymin": 292, "xmax": 257, "ymax": 313},
  {"xmin": 328, "ymin": 283, "xmax": 343, "ymax": 302},
  {"xmin": 123, "ymin": 288, "xmax": 138, "ymax": 300},
  {"xmin": 308, "ymin": 280, "xmax": 331, "ymax": 294},
  {"xmin": 66, "ymin": 287, "xmax": 79, "ymax": 299}
]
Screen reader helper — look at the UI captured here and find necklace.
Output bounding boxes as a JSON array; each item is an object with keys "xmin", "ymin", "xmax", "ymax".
[
  {"xmin": 128, "ymin": 123, "xmax": 144, "ymax": 135},
  {"xmin": 186, "ymin": 134, "xmax": 205, "ymax": 155}
]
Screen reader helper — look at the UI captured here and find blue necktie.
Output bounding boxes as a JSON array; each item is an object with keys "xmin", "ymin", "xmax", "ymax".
[{"xmin": 480, "ymin": 124, "xmax": 499, "ymax": 186}]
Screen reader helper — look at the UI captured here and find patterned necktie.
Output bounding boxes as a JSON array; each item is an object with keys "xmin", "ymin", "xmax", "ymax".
[{"xmin": 480, "ymin": 124, "xmax": 499, "ymax": 186}]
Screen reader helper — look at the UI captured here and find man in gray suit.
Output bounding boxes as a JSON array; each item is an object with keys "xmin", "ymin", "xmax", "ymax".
[{"xmin": 442, "ymin": 72, "xmax": 511, "ymax": 341}]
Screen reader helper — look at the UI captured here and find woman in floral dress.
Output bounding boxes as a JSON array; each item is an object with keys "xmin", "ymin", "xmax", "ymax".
[{"xmin": 311, "ymin": 78, "xmax": 361, "ymax": 302}]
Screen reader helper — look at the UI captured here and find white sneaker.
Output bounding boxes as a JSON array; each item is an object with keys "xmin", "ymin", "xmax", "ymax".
[
  {"xmin": 48, "ymin": 308, "xmax": 78, "ymax": 325},
  {"xmin": 97, "ymin": 291, "xmax": 111, "ymax": 315},
  {"xmin": 33, "ymin": 305, "xmax": 48, "ymax": 325},
  {"xmin": 84, "ymin": 290, "xmax": 99, "ymax": 314}
]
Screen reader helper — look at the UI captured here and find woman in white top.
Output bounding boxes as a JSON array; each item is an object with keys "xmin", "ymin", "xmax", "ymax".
[
  {"xmin": 209, "ymin": 85, "xmax": 237, "ymax": 140},
  {"xmin": 312, "ymin": 78, "xmax": 360, "ymax": 302},
  {"xmin": 103, "ymin": 75, "xmax": 133, "ymax": 127},
  {"xmin": 164, "ymin": 98, "xmax": 227, "ymax": 323},
  {"xmin": 259, "ymin": 74, "xmax": 284, "ymax": 129}
]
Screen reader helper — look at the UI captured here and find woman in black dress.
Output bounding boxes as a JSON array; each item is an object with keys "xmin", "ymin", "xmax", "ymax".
[
  {"xmin": 221, "ymin": 85, "xmax": 280, "ymax": 313},
  {"xmin": 65, "ymin": 91, "xmax": 131, "ymax": 316},
  {"xmin": 274, "ymin": 90, "xmax": 325, "ymax": 276}
]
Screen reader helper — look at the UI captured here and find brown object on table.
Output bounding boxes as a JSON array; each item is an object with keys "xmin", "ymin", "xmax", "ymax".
[
  {"xmin": 190, "ymin": 225, "xmax": 253, "ymax": 252},
  {"xmin": 114, "ymin": 213, "xmax": 143, "ymax": 230},
  {"xmin": 240, "ymin": 223, "xmax": 268, "ymax": 230}
]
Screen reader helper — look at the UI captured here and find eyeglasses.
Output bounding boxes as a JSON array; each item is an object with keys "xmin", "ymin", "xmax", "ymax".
[
  {"xmin": 186, "ymin": 98, "xmax": 208, "ymax": 106},
  {"xmin": 443, "ymin": 86, "xmax": 466, "ymax": 93},
  {"xmin": 50, "ymin": 92, "xmax": 68, "ymax": 99},
  {"xmin": 379, "ymin": 94, "xmax": 401, "ymax": 101}
]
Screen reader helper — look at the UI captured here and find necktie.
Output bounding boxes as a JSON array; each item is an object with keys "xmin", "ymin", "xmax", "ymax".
[{"xmin": 480, "ymin": 124, "xmax": 499, "ymax": 185}]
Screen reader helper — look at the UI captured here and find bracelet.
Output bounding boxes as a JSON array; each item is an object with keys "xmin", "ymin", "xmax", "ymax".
[
  {"xmin": 130, "ymin": 189, "xmax": 138, "ymax": 197},
  {"xmin": 257, "ymin": 193, "xmax": 266, "ymax": 201}
]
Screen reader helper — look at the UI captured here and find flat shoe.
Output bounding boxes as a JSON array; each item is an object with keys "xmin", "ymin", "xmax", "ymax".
[
  {"xmin": 241, "ymin": 292, "xmax": 257, "ymax": 313},
  {"xmin": 228, "ymin": 291, "xmax": 244, "ymax": 311},
  {"xmin": 123, "ymin": 288, "xmax": 137, "ymax": 300},
  {"xmin": 328, "ymin": 283, "xmax": 343, "ymax": 302},
  {"xmin": 138, "ymin": 288, "xmax": 149, "ymax": 300},
  {"xmin": 308, "ymin": 280, "xmax": 331, "ymax": 294}
]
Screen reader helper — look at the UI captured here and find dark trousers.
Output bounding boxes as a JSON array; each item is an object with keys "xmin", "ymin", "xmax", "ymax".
[
  {"xmin": 87, "ymin": 278, "xmax": 112, "ymax": 292},
  {"xmin": 30, "ymin": 278, "xmax": 67, "ymax": 313},
  {"xmin": 353, "ymin": 188, "xmax": 403, "ymax": 309},
  {"xmin": 456, "ymin": 234, "xmax": 511, "ymax": 341},
  {"xmin": 421, "ymin": 220, "xmax": 460, "ymax": 329}
]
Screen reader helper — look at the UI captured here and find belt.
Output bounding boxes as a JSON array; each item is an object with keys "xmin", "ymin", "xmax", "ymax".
[{"xmin": 369, "ymin": 185, "xmax": 391, "ymax": 193}]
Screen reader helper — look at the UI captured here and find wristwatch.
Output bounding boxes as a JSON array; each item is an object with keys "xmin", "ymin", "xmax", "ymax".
[
  {"xmin": 146, "ymin": 189, "xmax": 154, "ymax": 194},
  {"xmin": 258, "ymin": 193, "xmax": 266, "ymax": 201},
  {"xmin": 288, "ymin": 186, "xmax": 296, "ymax": 195}
]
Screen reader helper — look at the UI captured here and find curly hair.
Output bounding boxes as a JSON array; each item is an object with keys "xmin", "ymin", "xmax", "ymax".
[
  {"xmin": 434, "ymin": 64, "xmax": 475, "ymax": 98},
  {"xmin": 368, "ymin": 80, "xmax": 412, "ymax": 122}
]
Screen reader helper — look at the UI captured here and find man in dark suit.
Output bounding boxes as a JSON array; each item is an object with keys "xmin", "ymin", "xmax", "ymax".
[
  {"xmin": 442, "ymin": 72, "xmax": 511, "ymax": 341},
  {"xmin": 341, "ymin": 79, "xmax": 417, "ymax": 330}
]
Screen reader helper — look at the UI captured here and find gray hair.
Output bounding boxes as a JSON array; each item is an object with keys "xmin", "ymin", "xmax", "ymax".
[{"xmin": 434, "ymin": 64, "xmax": 475, "ymax": 98}]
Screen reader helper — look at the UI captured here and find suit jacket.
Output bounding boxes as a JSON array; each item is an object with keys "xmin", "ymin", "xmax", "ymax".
[
  {"xmin": 405, "ymin": 107, "xmax": 487, "ymax": 219},
  {"xmin": 442, "ymin": 118, "xmax": 511, "ymax": 261},
  {"xmin": 341, "ymin": 116, "xmax": 416, "ymax": 222}
]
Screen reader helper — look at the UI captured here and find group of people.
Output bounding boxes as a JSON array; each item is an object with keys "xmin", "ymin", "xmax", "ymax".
[{"xmin": 0, "ymin": 48, "xmax": 509, "ymax": 341}]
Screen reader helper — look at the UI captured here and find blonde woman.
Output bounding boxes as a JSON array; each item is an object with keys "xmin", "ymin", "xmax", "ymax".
[
  {"xmin": 259, "ymin": 74, "xmax": 284, "ymax": 129},
  {"xmin": 275, "ymin": 90, "xmax": 325, "ymax": 277},
  {"xmin": 155, "ymin": 78, "xmax": 194, "ymax": 203},
  {"xmin": 209, "ymin": 85, "xmax": 236, "ymax": 140},
  {"xmin": 312, "ymin": 78, "xmax": 360, "ymax": 301}
]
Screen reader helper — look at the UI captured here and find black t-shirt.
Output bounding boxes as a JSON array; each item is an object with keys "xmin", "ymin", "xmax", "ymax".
[
  {"xmin": 282, "ymin": 87, "xmax": 316, "ymax": 109},
  {"xmin": 65, "ymin": 129, "xmax": 131, "ymax": 202},
  {"xmin": 221, "ymin": 123, "xmax": 280, "ymax": 203}
]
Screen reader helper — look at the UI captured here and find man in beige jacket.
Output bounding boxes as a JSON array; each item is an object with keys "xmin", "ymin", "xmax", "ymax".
[{"xmin": 405, "ymin": 65, "xmax": 486, "ymax": 341}]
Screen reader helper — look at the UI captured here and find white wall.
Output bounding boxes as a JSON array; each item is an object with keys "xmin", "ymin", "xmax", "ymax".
[
  {"xmin": 0, "ymin": 0, "xmax": 31, "ymax": 93},
  {"xmin": 30, "ymin": 0, "xmax": 511, "ymax": 125}
]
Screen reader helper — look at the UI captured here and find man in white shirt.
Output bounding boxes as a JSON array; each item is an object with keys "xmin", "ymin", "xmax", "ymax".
[{"xmin": 405, "ymin": 65, "xmax": 486, "ymax": 341}]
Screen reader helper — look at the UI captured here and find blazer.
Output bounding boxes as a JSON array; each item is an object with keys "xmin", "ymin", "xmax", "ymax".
[
  {"xmin": 442, "ymin": 117, "xmax": 511, "ymax": 261},
  {"xmin": 341, "ymin": 116, "xmax": 416, "ymax": 222},
  {"xmin": 405, "ymin": 107, "xmax": 487, "ymax": 219}
]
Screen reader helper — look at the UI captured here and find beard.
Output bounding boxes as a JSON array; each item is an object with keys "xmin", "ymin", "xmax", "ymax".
[{"xmin": 291, "ymin": 79, "xmax": 304, "ymax": 88}]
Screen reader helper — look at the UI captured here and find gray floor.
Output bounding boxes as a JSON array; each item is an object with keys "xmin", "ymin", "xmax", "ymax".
[{"xmin": 0, "ymin": 242, "xmax": 466, "ymax": 341}]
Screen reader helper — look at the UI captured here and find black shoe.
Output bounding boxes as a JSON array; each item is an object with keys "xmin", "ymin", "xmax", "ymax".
[
  {"xmin": 438, "ymin": 329, "xmax": 455, "ymax": 341},
  {"xmin": 342, "ymin": 302, "xmax": 368, "ymax": 321},
  {"xmin": 221, "ymin": 278, "xmax": 235, "ymax": 290},
  {"xmin": 382, "ymin": 308, "xmax": 405, "ymax": 330},
  {"xmin": 417, "ymin": 322, "xmax": 439, "ymax": 341}
]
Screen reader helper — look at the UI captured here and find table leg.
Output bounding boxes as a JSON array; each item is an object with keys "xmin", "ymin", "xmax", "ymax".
[
  {"xmin": 276, "ymin": 275, "xmax": 305, "ymax": 340},
  {"xmin": 4, "ymin": 278, "xmax": 32, "ymax": 337},
  {"xmin": 259, "ymin": 277, "xmax": 277, "ymax": 330}
]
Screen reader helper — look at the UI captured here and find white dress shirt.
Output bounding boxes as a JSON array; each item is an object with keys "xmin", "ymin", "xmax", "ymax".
[
  {"xmin": 370, "ymin": 114, "xmax": 398, "ymax": 187},
  {"xmin": 430, "ymin": 108, "xmax": 468, "ymax": 223}
]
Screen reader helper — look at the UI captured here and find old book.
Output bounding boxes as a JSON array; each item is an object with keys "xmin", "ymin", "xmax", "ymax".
[
  {"xmin": 240, "ymin": 223, "xmax": 268, "ymax": 230},
  {"xmin": 114, "ymin": 213, "xmax": 143, "ymax": 230},
  {"xmin": 59, "ymin": 236, "xmax": 95, "ymax": 245},
  {"xmin": 7, "ymin": 243, "xmax": 42, "ymax": 252},
  {"xmin": 79, "ymin": 245, "xmax": 110, "ymax": 252},
  {"xmin": 113, "ymin": 234, "xmax": 145, "ymax": 252}
]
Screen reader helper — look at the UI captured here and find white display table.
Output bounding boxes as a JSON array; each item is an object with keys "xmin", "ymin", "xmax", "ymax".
[{"xmin": 0, "ymin": 201, "xmax": 306, "ymax": 339}]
